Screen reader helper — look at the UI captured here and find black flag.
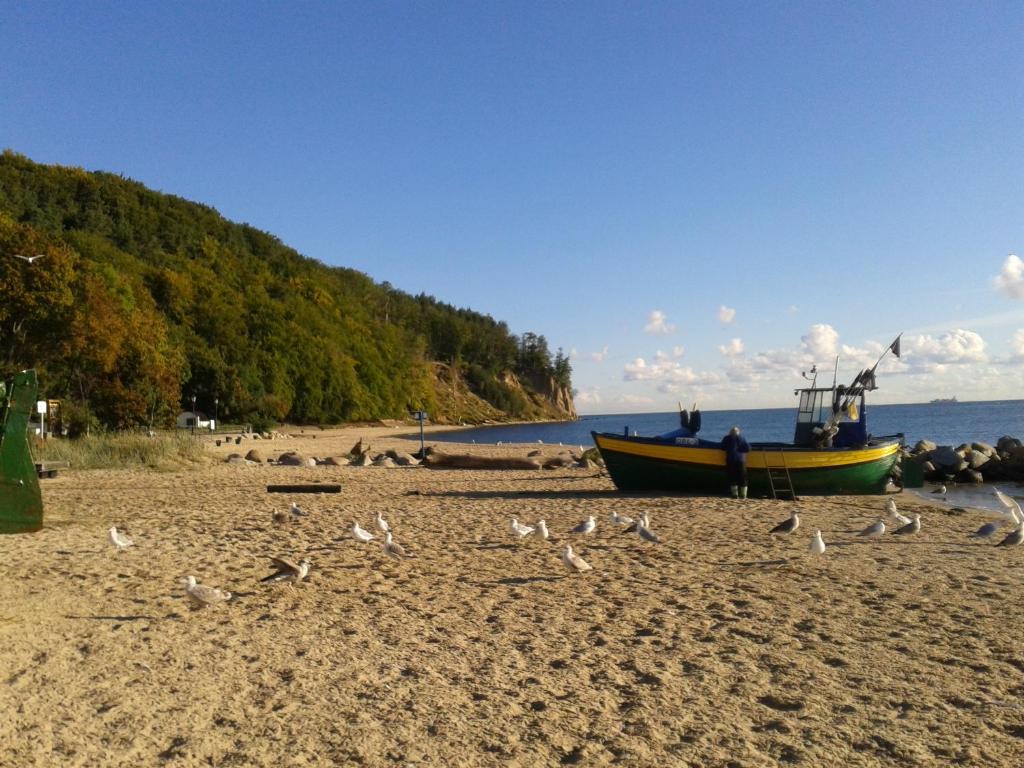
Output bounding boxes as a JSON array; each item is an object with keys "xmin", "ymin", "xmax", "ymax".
[{"xmin": 889, "ymin": 335, "xmax": 902, "ymax": 358}]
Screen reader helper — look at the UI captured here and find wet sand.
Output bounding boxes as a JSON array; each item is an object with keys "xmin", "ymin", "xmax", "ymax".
[{"xmin": 2, "ymin": 427, "xmax": 1023, "ymax": 767}]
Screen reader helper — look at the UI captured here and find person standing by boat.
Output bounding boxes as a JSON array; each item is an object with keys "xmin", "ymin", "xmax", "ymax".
[{"xmin": 721, "ymin": 426, "xmax": 750, "ymax": 499}]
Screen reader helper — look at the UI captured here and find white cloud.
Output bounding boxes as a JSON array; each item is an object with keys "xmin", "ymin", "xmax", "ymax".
[
  {"xmin": 802, "ymin": 324, "xmax": 839, "ymax": 359},
  {"xmin": 590, "ymin": 346, "xmax": 609, "ymax": 363},
  {"xmin": 903, "ymin": 329, "xmax": 988, "ymax": 368},
  {"xmin": 1011, "ymin": 329, "xmax": 1024, "ymax": 358},
  {"xmin": 623, "ymin": 356, "xmax": 721, "ymax": 387},
  {"xmin": 672, "ymin": 345, "xmax": 685, "ymax": 358},
  {"xmin": 994, "ymin": 254, "xmax": 1024, "ymax": 299},
  {"xmin": 621, "ymin": 394, "xmax": 655, "ymax": 406},
  {"xmin": 574, "ymin": 388, "xmax": 601, "ymax": 406},
  {"xmin": 718, "ymin": 305, "xmax": 736, "ymax": 324},
  {"xmin": 643, "ymin": 310, "xmax": 676, "ymax": 335},
  {"xmin": 719, "ymin": 338, "xmax": 744, "ymax": 357}
]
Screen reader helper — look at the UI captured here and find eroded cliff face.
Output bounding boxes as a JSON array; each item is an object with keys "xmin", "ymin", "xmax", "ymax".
[{"xmin": 427, "ymin": 364, "xmax": 576, "ymax": 424}]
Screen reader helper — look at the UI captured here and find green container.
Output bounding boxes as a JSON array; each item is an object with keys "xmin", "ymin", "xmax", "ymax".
[{"xmin": 0, "ymin": 370, "xmax": 44, "ymax": 533}]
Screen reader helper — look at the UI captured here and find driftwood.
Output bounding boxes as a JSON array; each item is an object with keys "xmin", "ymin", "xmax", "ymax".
[{"xmin": 423, "ymin": 450, "xmax": 541, "ymax": 470}]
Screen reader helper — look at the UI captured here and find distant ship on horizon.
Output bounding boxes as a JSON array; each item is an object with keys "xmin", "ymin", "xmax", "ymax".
[{"xmin": 929, "ymin": 396, "xmax": 958, "ymax": 404}]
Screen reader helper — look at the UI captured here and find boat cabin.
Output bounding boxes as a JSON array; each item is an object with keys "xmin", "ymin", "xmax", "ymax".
[{"xmin": 793, "ymin": 385, "xmax": 868, "ymax": 448}]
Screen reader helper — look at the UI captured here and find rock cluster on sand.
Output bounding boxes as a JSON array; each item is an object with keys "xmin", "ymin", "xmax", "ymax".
[{"xmin": 905, "ymin": 435, "xmax": 1024, "ymax": 482}]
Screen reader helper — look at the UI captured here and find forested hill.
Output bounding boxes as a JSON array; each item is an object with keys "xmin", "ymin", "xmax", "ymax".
[{"xmin": 0, "ymin": 151, "xmax": 575, "ymax": 432}]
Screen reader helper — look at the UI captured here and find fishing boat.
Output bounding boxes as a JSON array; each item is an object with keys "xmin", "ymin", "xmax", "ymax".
[
  {"xmin": 592, "ymin": 339, "xmax": 905, "ymax": 497},
  {"xmin": 929, "ymin": 397, "xmax": 957, "ymax": 404}
]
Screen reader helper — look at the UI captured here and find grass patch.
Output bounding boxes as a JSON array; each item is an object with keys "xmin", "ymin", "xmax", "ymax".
[{"xmin": 32, "ymin": 432, "xmax": 208, "ymax": 471}]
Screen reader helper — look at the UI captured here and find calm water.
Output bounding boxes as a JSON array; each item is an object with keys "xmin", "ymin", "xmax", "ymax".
[{"xmin": 422, "ymin": 400, "xmax": 1024, "ymax": 449}]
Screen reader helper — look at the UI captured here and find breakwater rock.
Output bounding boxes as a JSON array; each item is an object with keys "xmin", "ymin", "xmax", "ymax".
[{"xmin": 905, "ymin": 435, "xmax": 1024, "ymax": 483}]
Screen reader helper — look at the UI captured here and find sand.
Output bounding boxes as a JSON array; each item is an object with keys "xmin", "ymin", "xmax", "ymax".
[{"xmin": 2, "ymin": 426, "xmax": 1023, "ymax": 767}]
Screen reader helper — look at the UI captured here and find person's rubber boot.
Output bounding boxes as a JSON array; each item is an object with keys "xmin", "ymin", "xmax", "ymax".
[
  {"xmin": 730, "ymin": 485, "xmax": 739, "ymax": 499},
  {"xmin": 739, "ymin": 486, "xmax": 748, "ymax": 499}
]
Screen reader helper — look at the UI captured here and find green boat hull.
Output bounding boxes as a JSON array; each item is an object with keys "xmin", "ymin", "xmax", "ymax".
[{"xmin": 593, "ymin": 432, "xmax": 901, "ymax": 496}]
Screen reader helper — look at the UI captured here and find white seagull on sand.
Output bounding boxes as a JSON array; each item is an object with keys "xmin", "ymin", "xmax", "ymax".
[
  {"xmin": 351, "ymin": 521, "xmax": 375, "ymax": 543},
  {"xmin": 996, "ymin": 523, "xmax": 1024, "ymax": 547},
  {"xmin": 109, "ymin": 526, "xmax": 134, "ymax": 550},
  {"xmin": 886, "ymin": 499, "xmax": 912, "ymax": 527},
  {"xmin": 261, "ymin": 556, "xmax": 312, "ymax": 585},
  {"xmin": 636, "ymin": 522, "xmax": 661, "ymax": 543},
  {"xmin": 289, "ymin": 502, "xmax": 307, "ymax": 519},
  {"xmin": 623, "ymin": 512, "xmax": 651, "ymax": 534},
  {"xmin": 181, "ymin": 575, "xmax": 231, "ymax": 608},
  {"xmin": 893, "ymin": 514, "xmax": 921, "ymax": 535},
  {"xmin": 809, "ymin": 530, "xmax": 826, "ymax": 555},
  {"xmin": 272, "ymin": 509, "xmax": 289, "ymax": 525},
  {"xmin": 932, "ymin": 484, "xmax": 947, "ymax": 496},
  {"xmin": 994, "ymin": 489, "xmax": 1023, "ymax": 524},
  {"xmin": 571, "ymin": 516, "xmax": 597, "ymax": 535},
  {"xmin": 857, "ymin": 519, "xmax": 886, "ymax": 538},
  {"xmin": 609, "ymin": 511, "xmax": 634, "ymax": 525},
  {"xmin": 769, "ymin": 512, "xmax": 800, "ymax": 535},
  {"xmin": 375, "ymin": 512, "xmax": 390, "ymax": 534},
  {"xmin": 533, "ymin": 520, "xmax": 550, "ymax": 540},
  {"xmin": 510, "ymin": 517, "xmax": 535, "ymax": 538},
  {"xmin": 382, "ymin": 531, "xmax": 407, "ymax": 559},
  {"xmin": 561, "ymin": 544, "xmax": 592, "ymax": 572}
]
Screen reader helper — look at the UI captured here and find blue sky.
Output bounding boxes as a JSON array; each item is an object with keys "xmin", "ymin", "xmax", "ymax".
[{"xmin": 2, "ymin": 1, "xmax": 1022, "ymax": 411}]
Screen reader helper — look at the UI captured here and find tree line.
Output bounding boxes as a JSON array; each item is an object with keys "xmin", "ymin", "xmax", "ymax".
[{"xmin": 0, "ymin": 151, "xmax": 572, "ymax": 432}]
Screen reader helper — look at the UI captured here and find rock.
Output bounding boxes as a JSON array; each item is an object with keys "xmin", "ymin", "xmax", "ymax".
[
  {"xmin": 913, "ymin": 439, "xmax": 937, "ymax": 454},
  {"xmin": 972, "ymin": 442, "xmax": 996, "ymax": 456},
  {"xmin": 527, "ymin": 449, "xmax": 543, "ymax": 457},
  {"xmin": 277, "ymin": 452, "xmax": 306, "ymax": 466},
  {"xmin": 578, "ymin": 458, "xmax": 596, "ymax": 470},
  {"xmin": 920, "ymin": 461, "xmax": 936, "ymax": 474},
  {"xmin": 226, "ymin": 453, "xmax": 242, "ymax": 461},
  {"xmin": 966, "ymin": 451, "xmax": 989, "ymax": 470},
  {"xmin": 543, "ymin": 455, "xmax": 574, "ymax": 469},
  {"xmin": 261, "ymin": 432, "xmax": 272, "ymax": 440},
  {"xmin": 351, "ymin": 453, "xmax": 373, "ymax": 467},
  {"xmin": 960, "ymin": 469, "xmax": 984, "ymax": 484},
  {"xmin": 955, "ymin": 443, "xmax": 971, "ymax": 454},
  {"xmin": 235, "ymin": 436, "xmax": 242, "ymax": 445},
  {"xmin": 306, "ymin": 457, "xmax": 318, "ymax": 467},
  {"xmin": 372, "ymin": 455, "xmax": 396, "ymax": 468},
  {"xmin": 322, "ymin": 456, "xmax": 350, "ymax": 466},
  {"xmin": 929, "ymin": 446, "xmax": 961, "ymax": 469},
  {"xmin": 226, "ymin": 456, "xmax": 252, "ymax": 465},
  {"xmin": 997, "ymin": 436, "xmax": 1022, "ymax": 453},
  {"xmin": 392, "ymin": 453, "xmax": 420, "ymax": 466},
  {"xmin": 245, "ymin": 449, "xmax": 263, "ymax": 463}
]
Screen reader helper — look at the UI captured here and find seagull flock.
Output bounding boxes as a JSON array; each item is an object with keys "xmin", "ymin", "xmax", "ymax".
[
  {"xmin": 107, "ymin": 486, "xmax": 1021, "ymax": 606},
  {"xmin": 767, "ymin": 488, "xmax": 1024, "ymax": 555}
]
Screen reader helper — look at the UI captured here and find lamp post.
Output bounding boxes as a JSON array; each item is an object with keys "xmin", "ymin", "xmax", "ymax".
[
  {"xmin": 191, "ymin": 395, "xmax": 196, "ymax": 435},
  {"xmin": 213, "ymin": 397, "xmax": 218, "ymax": 432}
]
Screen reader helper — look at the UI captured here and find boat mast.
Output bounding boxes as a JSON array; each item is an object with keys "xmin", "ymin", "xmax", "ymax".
[{"xmin": 831, "ymin": 356, "xmax": 839, "ymax": 390}]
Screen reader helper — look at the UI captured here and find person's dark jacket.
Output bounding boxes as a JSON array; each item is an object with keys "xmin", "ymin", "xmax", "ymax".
[{"xmin": 721, "ymin": 432, "xmax": 751, "ymax": 465}]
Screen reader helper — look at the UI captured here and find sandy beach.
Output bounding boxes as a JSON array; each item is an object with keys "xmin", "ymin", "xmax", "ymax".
[{"xmin": 3, "ymin": 426, "xmax": 1023, "ymax": 767}]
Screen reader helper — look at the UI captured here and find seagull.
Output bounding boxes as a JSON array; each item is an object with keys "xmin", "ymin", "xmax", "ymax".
[
  {"xmin": 623, "ymin": 512, "xmax": 651, "ymax": 534},
  {"xmin": 893, "ymin": 514, "xmax": 921, "ymax": 535},
  {"xmin": 109, "ymin": 526, "xmax": 134, "ymax": 550},
  {"xmin": 510, "ymin": 517, "xmax": 535, "ymax": 538},
  {"xmin": 971, "ymin": 521, "xmax": 1003, "ymax": 539},
  {"xmin": 996, "ymin": 523, "xmax": 1024, "ymax": 547},
  {"xmin": 769, "ymin": 512, "xmax": 800, "ymax": 535},
  {"xmin": 375, "ymin": 512, "xmax": 390, "ymax": 534},
  {"xmin": 13, "ymin": 253, "xmax": 46, "ymax": 264},
  {"xmin": 289, "ymin": 502, "xmax": 306, "ymax": 519},
  {"xmin": 636, "ymin": 522, "xmax": 661, "ymax": 543},
  {"xmin": 382, "ymin": 531, "xmax": 407, "ymax": 559},
  {"xmin": 561, "ymin": 544, "xmax": 592, "ymax": 572},
  {"xmin": 261, "ymin": 556, "xmax": 312, "ymax": 585},
  {"xmin": 932, "ymin": 484, "xmax": 947, "ymax": 495},
  {"xmin": 994, "ymin": 489, "xmax": 1023, "ymax": 524},
  {"xmin": 351, "ymin": 521, "xmax": 374, "ymax": 543},
  {"xmin": 570, "ymin": 516, "xmax": 597, "ymax": 535},
  {"xmin": 609, "ymin": 511, "xmax": 634, "ymax": 525},
  {"xmin": 533, "ymin": 520, "xmax": 550, "ymax": 540},
  {"xmin": 271, "ymin": 509, "xmax": 289, "ymax": 525},
  {"xmin": 857, "ymin": 519, "xmax": 886, "ymax": 538},
  {"xmin": 809, "ymin": 530, "xmax": 826, "ymax": 555},
  {"xmin": 181, "ymin": 575, "xmax": 231, "ymax": 608},
  {"xmin": 886, "ymin": 499, "xmax": 912, "ymax": 527}
]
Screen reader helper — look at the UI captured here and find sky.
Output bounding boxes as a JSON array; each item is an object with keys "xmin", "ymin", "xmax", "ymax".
[{"xmin": 2, "ymin": 1, "xmax": 1022, "ymax": 412}]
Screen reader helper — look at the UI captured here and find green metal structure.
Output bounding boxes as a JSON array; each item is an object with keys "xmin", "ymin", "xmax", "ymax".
[{"xmin": 0, "ymin": 370, "xmax": 43, "ymax": 533}]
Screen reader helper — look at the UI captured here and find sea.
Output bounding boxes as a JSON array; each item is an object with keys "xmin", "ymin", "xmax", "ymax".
[{"xmin": 424, "ymin": 400, "xmax": 1024, "ymax": 449}]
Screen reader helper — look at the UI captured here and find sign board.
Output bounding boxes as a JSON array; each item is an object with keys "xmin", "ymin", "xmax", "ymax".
[
  {"xmin": 412, "ymin": 411, "xmax": 428, "ymax": 422},
  {"xmin": 36, "ymin": 400, "xmax": 47, "ymax": 414}
]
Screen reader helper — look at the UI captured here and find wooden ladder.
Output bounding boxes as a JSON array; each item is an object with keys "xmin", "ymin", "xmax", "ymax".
[{"xmin": 766, "ymin": 448, "xmax": 796, "ymax": 501}]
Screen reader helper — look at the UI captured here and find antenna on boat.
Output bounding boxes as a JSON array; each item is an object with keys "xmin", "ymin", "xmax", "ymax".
[
  {"xmin": 801, "ymin": 365, "xmax": 818, "ymax": 388},
  {"xmin": 831, "ymin": 356, "xmax": 839, "ymax": 389}
]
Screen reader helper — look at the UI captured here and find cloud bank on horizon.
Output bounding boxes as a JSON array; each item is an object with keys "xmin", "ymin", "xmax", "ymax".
[{"xmin": 575, "ymin": 255, "xmax": 1023, "ymax": 413}]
